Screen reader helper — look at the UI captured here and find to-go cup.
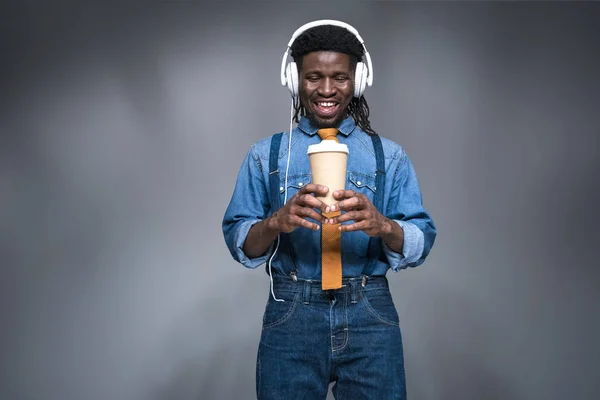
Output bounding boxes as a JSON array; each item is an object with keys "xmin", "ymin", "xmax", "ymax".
[{"xmin": 307, "ymin": 140, "xmax": 349, "ymax": 206}]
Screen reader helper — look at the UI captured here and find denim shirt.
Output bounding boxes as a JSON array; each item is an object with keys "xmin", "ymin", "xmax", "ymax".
[{"xmin": 222, "ymin": 116, "xmax": 437, "ymax": 280}]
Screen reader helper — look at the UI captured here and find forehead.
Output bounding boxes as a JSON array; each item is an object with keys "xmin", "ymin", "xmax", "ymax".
[{"xmin": 300, "ymin": 51, "xmax": 352, "ymax": 72}]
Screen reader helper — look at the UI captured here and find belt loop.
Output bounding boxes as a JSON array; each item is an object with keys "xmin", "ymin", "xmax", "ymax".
[
  {"xmin": 303, "ymin": 279, "xmax": 312, "ymax": 305},
  {"xmin": 349, "ymin": 278, "xmax": 358, "ymax": 304}
]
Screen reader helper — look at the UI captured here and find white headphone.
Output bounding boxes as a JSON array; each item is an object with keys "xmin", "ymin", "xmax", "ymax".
[{"xmin": 280, "ymin": 19, "xmax": 374, "ymax": 99}]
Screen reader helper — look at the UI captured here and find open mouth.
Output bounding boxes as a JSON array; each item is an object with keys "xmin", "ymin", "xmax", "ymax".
[{"xmin": 313, "ymin": 101, "xmax": 339, "ymax": 118}]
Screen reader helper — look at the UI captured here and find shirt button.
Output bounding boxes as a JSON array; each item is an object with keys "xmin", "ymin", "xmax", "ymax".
[
  {"xmin": 298, "ymin": 182, "xmax": 303, "ymax": 186},
  {"xmin": 280, "ymin": 186, "xmax": 284, "ymax": 191},
  {"xmin": 357, "ymin": 181, "xmax": 362, "ymax": 186}
]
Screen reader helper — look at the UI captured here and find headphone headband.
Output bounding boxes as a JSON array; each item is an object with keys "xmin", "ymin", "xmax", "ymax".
[
  {"xmin": 287, "ymin": 19, "xmax": 365, "ymax": 47},
  {"xmin": 280, "ymin": 19, "xmax": 373, "ymax": 88}
]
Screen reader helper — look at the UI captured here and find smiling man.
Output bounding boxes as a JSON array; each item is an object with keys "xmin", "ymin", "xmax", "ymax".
[
  {"xmin": 300, "ymin": 51, "xmax": 354, "ymax": 127},
  {"xmin": 223, "ymin": 21, "xmax": 437, "ymax": 399}
]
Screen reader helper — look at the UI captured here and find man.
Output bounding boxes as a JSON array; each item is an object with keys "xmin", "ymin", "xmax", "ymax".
[{"xmin": 222, "ymin": 21, "xmax": 436, "ymax": 399}]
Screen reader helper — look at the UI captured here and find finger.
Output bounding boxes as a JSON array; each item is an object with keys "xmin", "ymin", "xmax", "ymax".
[
  {"xmin": 301, "ymin": 183, "xmax": 329, "ymax": 196},
  {"xmin": 294, "ymin": 205, "xmax": 327, "ymax": 223},
  {"xmin": 296, "ymin": 193, "xmax": 330, "ymax": 214},
  {"xmin": 331, "ymin": 196, "xmax": 364, "ymax": 213},
  {"xmin": 332, "ymin": 210, "xmax": 364, "ymax": 224},
  {"xmin": 339, "ymin": 220, "xmax": 370, "ymax": 233},
  {"xmin": 290, "ymin": 214, "xmax": 320, "ymax": 231},
  {"xmin": 332, "ymin": 189, "xmax": 358, "ymax": 200}
]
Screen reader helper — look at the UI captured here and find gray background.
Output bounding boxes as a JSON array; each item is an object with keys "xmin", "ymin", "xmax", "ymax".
[{"xmin": 1, "ymin": 1, "xmax": 599, "ymax": 399}]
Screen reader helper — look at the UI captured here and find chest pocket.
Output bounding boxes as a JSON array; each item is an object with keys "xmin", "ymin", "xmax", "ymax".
[
  {"xmin": 347, "ymin": 171, "xmax": 377, "ymax": 203},
  {"xmin": 279, "ymin": 173, "xmax": 312, "ymax": 203}
]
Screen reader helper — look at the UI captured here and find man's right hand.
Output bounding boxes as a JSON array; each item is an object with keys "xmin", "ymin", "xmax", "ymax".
[
  {"xmin": 242, "ymin": 184, "xmax": 330, "ymax": 259},
  {"xmin": 268, "ymin": 184, "xmax": 331, "ymax": 233}
]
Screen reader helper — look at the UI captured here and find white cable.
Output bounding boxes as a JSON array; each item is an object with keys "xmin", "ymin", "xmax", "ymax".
[
  {"xmin": 284, "ymin": 100, "xmax": 293, "ymax": 204},
  {"xmin": 268, "ymin": 236, "xmax": 282, "ymax": 301},
  {"xmin": 268, "ymin": 101, "xmax": 295, "ymax": 302}
]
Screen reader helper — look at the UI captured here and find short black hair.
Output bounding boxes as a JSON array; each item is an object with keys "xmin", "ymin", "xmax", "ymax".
[
  {"xmin": 290, "ymin": 24, "xmax": 377, "ymax": 136},
  {"xmin": 290, "ymin": 25, "xmax": 364, "ymax": 72}
]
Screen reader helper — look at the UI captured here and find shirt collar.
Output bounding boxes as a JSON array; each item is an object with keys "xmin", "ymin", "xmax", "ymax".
[{"xmin": 297, "ymin": 115, "xmax": 357, "ymax": 137}]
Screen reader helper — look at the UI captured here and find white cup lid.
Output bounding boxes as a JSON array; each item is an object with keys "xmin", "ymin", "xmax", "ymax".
[{"xmin": 307, "ymin": 140, "xmax": 349, "ymax": 155}]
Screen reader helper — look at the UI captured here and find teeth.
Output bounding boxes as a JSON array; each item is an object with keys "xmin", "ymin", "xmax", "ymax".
[{"xmin": 318, "ymin": 102, "xmax": 336, "ymax": 107}]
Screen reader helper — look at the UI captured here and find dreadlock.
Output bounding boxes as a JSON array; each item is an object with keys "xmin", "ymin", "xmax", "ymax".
[{"xmin": 290, "ymin": 25, "xmax": 377, "ymax": 136}]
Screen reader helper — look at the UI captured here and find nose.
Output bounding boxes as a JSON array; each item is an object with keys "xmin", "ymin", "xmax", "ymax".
[{"xmin": 317, "ymin": 77, "xmax": 336, "ymax": 97}]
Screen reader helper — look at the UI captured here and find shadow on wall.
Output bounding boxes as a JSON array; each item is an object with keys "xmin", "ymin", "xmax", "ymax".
[
  {"xmin": 149, "ymin": 274, "xmax": 265, "ymax": 400},
  {"xmin": 152, "ymin": 344, "xmax": 260, "ymax": 400},
  {"xmin": 415, "ymin": 285, "xmax": 519, "ymax": 400}
]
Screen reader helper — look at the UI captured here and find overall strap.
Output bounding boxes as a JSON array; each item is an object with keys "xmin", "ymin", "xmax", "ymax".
[
  {"xmin": 266, "ymin": 132, "xmax": 297, "ymax": 276},
  {"xmin": 268, "ymin": 132, "xmax": 283, "ymax": 211},
  {"xmin": 372, "ymin": 135, "xmax": 386, "ymax": 212},
  {"xmin": 363, "ymin": 134, "xmax": 386, "ymax": 276}
]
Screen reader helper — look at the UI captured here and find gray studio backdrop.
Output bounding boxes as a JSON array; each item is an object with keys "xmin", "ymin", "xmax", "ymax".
[{"xmin": 1, "ymin": 2, "xmax": 599, "ymax": 400}]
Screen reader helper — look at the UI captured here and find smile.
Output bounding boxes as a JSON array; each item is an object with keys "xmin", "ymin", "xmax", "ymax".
[{"xmin": 314, "ymin": 101, "xmax": 339, "ymax": 117}]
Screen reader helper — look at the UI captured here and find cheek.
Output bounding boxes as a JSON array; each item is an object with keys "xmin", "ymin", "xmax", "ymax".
[
  {"xmin": 301, "ymin": 84, "xmax": 316, "ymax": 98},
  {"xmin": 342, "ymin": 92, "xmax": 354, "ymax": 106},
  {"xmin": 341, "ymin": 82, "xmax": 354, "ymax": 97}
]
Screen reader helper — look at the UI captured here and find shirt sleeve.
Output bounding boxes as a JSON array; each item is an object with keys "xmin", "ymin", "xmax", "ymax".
[
  {"xmin": 382, "ymin": 220, "xmax": 425, "ymax": 271},
  {"xmin": 222, "ymin": 145, "xmax": 273, "ymax": 269},
  {"xmin": 383, "ymin": 151, "xmax": 437, "ymax": 271}
]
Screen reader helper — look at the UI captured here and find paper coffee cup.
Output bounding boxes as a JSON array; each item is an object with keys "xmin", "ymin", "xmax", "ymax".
[{"xmin": 307, "ymin": 140, "xmax": 349, "ymax": 205}]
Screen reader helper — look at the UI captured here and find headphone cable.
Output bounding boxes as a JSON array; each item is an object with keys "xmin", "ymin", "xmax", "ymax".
[{"xmin": 267, "ymin": 100, "xmax": 294, "ymax": 302}]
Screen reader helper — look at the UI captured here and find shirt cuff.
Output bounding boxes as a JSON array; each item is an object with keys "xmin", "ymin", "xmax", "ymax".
[
  {"xmin": 383, "ymin": 220, "xmax": 425, "ymax": 271},
  {"xmin": 233, "ymin": 219, "xmax": 274, "ymax": 269}
]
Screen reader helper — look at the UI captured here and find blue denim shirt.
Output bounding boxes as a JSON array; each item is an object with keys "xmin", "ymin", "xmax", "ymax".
[{"xmin": 222, "ymin": 116, "xmax": 436, "ymax": 280}]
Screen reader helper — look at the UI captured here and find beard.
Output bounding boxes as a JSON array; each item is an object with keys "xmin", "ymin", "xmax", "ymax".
[{"xmin": 303, "ymin": 107, "xmax": 349, "ymax": 129}]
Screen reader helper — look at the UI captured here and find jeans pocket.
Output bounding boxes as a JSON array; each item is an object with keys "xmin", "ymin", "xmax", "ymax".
[
  {"xmin": 361, "ymin": 289, "xmax": 400, "ymax": 327},
  {"xmin": 262, "ymin": 291, "xmax": 300, "ymax": 330}
]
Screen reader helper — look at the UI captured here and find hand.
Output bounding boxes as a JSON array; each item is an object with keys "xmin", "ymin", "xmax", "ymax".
[
  {"xmin": 269, "ymin": 184, "xmax": 330, "ymax": 233},
  {"xmin": 326, "ymin": 190, "xmax": 392, "ymax": 237}
]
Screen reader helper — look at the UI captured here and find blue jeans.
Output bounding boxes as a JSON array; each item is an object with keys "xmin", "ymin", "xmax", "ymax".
[{"xmin": 256, "ymin": 275, "xmax": 407, "ymax": 399}]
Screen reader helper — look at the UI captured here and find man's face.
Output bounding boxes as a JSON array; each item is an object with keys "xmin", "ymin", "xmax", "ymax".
[{"xmin": 299, "ymin": 51, "xmax": 354, "ymax": 128}]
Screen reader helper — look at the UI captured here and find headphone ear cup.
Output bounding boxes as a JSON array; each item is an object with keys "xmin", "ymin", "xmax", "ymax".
[
  {"xmin": 286, "ymin": 62, "xmax": 299, "ymax": 98},
  {"xmin": 354, "ymin": 62, "xmax": 367, "ymax": 98}
]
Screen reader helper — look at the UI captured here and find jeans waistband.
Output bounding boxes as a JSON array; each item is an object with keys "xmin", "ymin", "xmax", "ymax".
[{"xmin": 270, "ymin": 274, "xmax": 390, "ymax": 305}]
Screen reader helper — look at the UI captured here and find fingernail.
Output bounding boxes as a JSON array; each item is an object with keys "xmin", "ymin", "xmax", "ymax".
[
  {"xmin": 331, "ymin": 205, "xmax": 336, "ymax": 212},
  {"xmin": 325, "ymin": 206, "xmax": 330, "ymax": 213}
]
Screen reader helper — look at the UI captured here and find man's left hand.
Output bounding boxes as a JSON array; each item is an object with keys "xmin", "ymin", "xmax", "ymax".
[{"xmin": 325, "ymin": 190, "xmax": 392, "ymax": 237}]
